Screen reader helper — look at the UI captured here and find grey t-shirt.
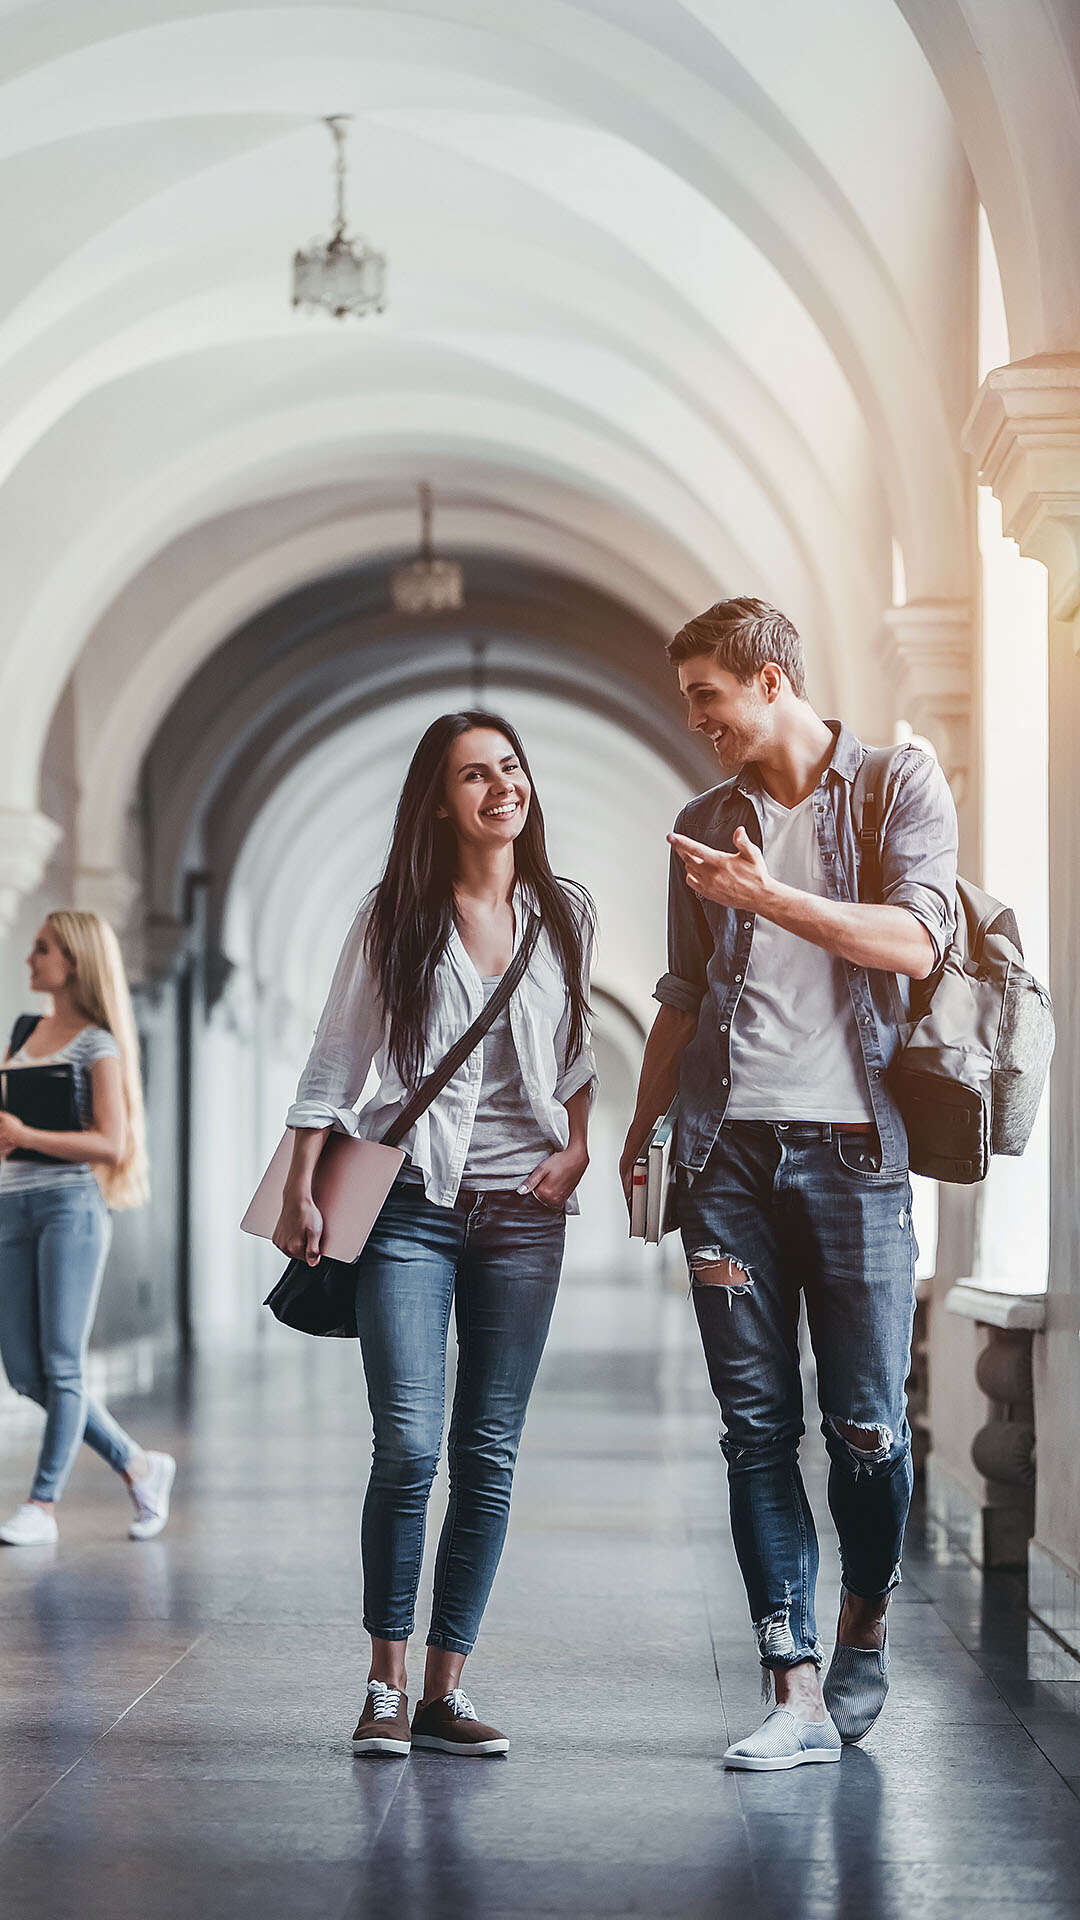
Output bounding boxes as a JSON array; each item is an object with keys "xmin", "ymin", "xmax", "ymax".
[
  {"xmin": 0, "ymin": 1022, "xmax": 118, "ymax": 1194},
  {"xmin": 460, "ymin": 980, "xmax": 554, "ymax": 1190}
]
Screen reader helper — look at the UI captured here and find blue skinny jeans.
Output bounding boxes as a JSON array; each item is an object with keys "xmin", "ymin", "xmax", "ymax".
[
  {"xmin": 678, "ymin": 1120, "xmax": 917, "ymax": 1672},
  {"xmin": 0, "ymin": 1178, "xmax": 138, "ymax": 1502},
  {"xmin": 354, "ymin": 1169, "xmax": 565, "ymax": 1656}
]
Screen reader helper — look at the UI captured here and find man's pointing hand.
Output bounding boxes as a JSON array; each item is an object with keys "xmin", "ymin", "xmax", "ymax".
[{"xmin": 668, "ymin": 825, "xmax": 773, "ymax": 911}]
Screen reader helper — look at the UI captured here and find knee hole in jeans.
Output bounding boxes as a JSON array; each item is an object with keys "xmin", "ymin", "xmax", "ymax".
[
  {"xmin": 688, "ymin": 1246, "xmax": 753, "ymax": 1300},
  {"xmin": 825, "ymin": 1415, "xmax": 895, "ymax": 1471}
]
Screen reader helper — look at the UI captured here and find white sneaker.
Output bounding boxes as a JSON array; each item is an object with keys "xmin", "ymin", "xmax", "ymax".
[
  {"xmin": 0, "ymin": 1502, "xmax": 59, "ymax": 1546},
  {"xmin": 127, "ymin": 1452, "xmax": 176, "ymax": 1540}
]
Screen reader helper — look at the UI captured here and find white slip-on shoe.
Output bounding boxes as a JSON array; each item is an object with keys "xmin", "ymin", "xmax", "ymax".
[
  {"xmin": 723, "ymin": 1706, "xmax": 842, "ymax": 1771},
  {"xmin": 0, "ymin": 1502, "xmax": 59, "ymax": 1546},
  {"xmin": 128, "ymin": 1452, "xmax": 177, "ymax": 1540},
  {"xmin": 823, "ymin": 1606, "xmax": 890, "ymax": 1745}
]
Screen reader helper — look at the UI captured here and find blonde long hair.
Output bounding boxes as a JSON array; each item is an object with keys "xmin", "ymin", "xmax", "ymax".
[{"xmin": 46, "ymin": 910, "xmax": 149, "ymax": 1210}]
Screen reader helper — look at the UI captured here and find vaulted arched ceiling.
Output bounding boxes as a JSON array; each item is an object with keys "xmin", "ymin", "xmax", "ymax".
[{"xmin": 0, "ymin": 0, "xmax": 983, "ymax": 855}]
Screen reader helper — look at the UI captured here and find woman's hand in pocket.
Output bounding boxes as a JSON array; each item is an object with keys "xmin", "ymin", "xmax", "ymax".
[
  {"xmin": 517, "ymin": 1145, "xmax": 588, "ymax": 1210},
  {"xmin": 272, "ymin": 1191, "xmax": 324, "ymax": 1265}
]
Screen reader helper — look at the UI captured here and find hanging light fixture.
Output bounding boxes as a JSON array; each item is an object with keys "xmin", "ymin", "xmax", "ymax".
[
  {"xmin": 292, "ymin": 115, "xmax": 387, "ymax": 320},
  {"xmin": 391, "ymin": 484, "xmax": 464, "ymax": 613}
]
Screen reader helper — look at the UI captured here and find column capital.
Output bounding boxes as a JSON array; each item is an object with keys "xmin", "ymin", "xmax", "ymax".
[
  {"xmin": 0, "ymin": 808, "xmax": 62, "ymax": 937},
  {"xmin": 73, "ymin": 866, "xmax": 141, "ymax": 934},
  {"xmin": 881, "ymin": 600, "xmax": 974, "ymax": 803},
  {"xmin": 963, "ymin": 353, "xmax": 1080, "ymax": 621}
]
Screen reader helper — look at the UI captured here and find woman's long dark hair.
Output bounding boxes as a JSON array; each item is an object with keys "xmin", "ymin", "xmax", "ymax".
[{"xmin": 364, "ymin": 711, "xmax": 594, "ymax": 1090}]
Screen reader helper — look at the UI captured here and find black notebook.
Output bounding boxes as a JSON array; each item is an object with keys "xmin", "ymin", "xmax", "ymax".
[{"xmin": 0, "ymin": 1062, "xmax": 81, "ymax": 1163}]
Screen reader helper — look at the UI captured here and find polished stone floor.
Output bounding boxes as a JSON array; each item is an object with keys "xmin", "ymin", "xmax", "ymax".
[{"xmin": 2, "ymin": 1280, "xmax": 1079, "ymax": 1920}]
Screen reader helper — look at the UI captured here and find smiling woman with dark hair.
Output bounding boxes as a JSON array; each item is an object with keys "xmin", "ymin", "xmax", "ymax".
[{"xmin": 273, "ymin": 710, "xmax": 597, "ymax": 1760}]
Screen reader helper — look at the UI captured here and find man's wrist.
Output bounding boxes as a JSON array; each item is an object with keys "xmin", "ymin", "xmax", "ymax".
[{"xmin": 754, "ymin": 874, "xmax": 792, "ymax": 921}]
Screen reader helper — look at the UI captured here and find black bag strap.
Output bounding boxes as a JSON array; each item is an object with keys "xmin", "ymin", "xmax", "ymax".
[
  {"xmin": 381, "ymin": 911, "xmax": 542, "ymax": 1150},
  {"xmin": 6, "ymin": 1014, "xmax": 42, "ymax": 1059}
]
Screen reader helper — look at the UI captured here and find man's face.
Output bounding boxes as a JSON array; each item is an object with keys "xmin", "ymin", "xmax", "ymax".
[{"xmin": 677, "ymin": 655, "xmax": 773, "ymax": 772}]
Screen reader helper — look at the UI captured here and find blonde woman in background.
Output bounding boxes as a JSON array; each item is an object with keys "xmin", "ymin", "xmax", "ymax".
[{"xmin": 0, "ymin": 911, "xmax": 175, "ymax": 1546}]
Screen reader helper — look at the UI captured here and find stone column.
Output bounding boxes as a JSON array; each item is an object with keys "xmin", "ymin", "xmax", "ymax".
[
  {"xmin": 881, "ymin": 599, "xmax": 981, "ymax": 1508},
  {"xmin": 882, "ymin": 600, "xmax": 976, "ymax": 819},
  {"xmin": 0, "ymin": 808, "xmax": 62, "ymax": 938},
  {"xmin": 963, "ymin": 353, "xmax": 1080, "ymax": 1594}
]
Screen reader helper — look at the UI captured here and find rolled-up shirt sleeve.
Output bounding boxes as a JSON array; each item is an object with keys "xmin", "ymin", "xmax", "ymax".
[
  {"xmin": 553, "ymin": 893, "xmax": 600, "ymax": 1107},
  {"xmin": 285, "ymin": 903, "xmax": 383, "ymax": 1132},
  {"xmin": 879, "ymin": 750, "xmax": 958, "ymax": 971},
  {"xmin": 654, "ymin": 824, "xmax": 712, "ymax": 1015}
]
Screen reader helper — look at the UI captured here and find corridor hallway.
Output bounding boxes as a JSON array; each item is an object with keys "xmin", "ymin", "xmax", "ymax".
[{"xmin": 2, "ymin": 1283, "xmax": 1079, "ymax": 1920}]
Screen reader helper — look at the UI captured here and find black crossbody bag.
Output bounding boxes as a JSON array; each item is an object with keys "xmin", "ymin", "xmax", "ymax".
[
  {"xmin": 265, "ymin": 912, "xmax": 542, "ymax": 1338},
  {"xmin": 2, "ymin": 1016, "xmax": 82, "ymax": 1164}
]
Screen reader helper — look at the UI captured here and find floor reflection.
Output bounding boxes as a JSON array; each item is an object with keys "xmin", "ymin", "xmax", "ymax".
[{"xmin": 0, "ymin": 1288, "xmax": 1078, "ymax": 1918}]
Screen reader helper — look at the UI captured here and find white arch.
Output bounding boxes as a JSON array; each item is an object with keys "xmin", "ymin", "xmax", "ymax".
[
  {"xmin": 3, "ymin": 379, "xmax": 820, "ymax": 805},
  {"xmin": 0, "ymin": 0, "xmax": 964, "ymax": 579},
  {"xmin": 896, "ymin": 0, "xmax": 1080, "ymax": 358},
  {"xmin": 77, "ymin": 496, "xmax": 708, "ymax": 876},
  {"xmin": 0, "ymin": 0, "xmax": 972, "ymax": 840}
]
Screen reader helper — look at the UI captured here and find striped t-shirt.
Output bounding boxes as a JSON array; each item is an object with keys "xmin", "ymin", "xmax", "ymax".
[{"xmin": 0, "ymin": 1023, "xmax": 118, "ymax": 1195}]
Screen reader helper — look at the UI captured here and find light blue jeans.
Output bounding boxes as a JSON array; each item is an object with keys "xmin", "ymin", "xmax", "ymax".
[{"xmin": 0, "ymin": 1178, "xmax": 138, "ymax": 1502}]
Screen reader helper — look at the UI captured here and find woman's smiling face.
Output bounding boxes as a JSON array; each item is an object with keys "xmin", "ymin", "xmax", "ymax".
[{"xmin": 438, "ymin": 728, "xmax": 532, "ymax": 849}]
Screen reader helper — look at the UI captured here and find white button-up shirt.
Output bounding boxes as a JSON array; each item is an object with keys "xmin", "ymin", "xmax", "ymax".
[{"xmin": 286, "ymin": 883, "xmax": 598, "ymax": 1211}]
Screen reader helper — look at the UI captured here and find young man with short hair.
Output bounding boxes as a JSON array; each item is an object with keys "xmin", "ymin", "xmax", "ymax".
[{"xmin": 622, "ymin": 598, "xmax": 957, "ymax": 1769}]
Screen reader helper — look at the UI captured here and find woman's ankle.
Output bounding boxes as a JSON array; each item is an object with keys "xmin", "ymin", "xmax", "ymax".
[
  {"xmin": 368, "ymin": 1636, "xmax": 409, "ymax": 1693},
  {"xmin": 422, "ymin": 1654, "xmax": 467, "ymax": 1706},
  {"xmin": 28, "ymin": 1498, "xmax": 55, "ymax": 1513},
  {"xmin": 122, "ymin": 1449, "xmax": 150, "ymax": 1486},
  {"xmin": 368, "ymin": 1665, "xmax": 408, "ymax": 1692}
]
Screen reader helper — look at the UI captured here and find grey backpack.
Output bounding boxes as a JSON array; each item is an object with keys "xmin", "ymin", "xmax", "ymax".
[{"xmin": 855, "ymin": 745, "xmax": 1055, "ymax": 1185}]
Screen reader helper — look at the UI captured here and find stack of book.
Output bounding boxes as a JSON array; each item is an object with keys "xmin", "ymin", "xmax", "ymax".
[{"xmin": 630, "ymin": 1099, "xmax": 678, "ymax": 1242}]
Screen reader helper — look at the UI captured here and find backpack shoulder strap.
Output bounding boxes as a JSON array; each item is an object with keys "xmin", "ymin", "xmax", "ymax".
[
  {"xmin": 852, "ymin": 743, "xmax": 913, "ymax": 904},
  {"xmin": 7, "ymin": 1013, "xmax": 41, "ymax": 1057}
]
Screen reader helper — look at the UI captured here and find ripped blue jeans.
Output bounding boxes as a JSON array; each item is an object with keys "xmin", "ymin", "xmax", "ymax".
[{"xmin": 678, "ymin": 1120, "xmax": 916, "ymax": 1673}]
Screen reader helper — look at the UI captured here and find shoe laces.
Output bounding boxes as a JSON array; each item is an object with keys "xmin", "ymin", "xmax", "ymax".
[
  {"xmin": 367, "ymin": 1681, "xmax": 402, "ymax": 1721},
  {"xmin": 444, "ymin": 1688, "xmax": 478, "ymax": 1721}
]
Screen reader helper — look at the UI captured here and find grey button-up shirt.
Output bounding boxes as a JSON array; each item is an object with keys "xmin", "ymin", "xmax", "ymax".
[{"xmin": 654, "ymin": 722, "xmax": 958, "ymax": 1175}]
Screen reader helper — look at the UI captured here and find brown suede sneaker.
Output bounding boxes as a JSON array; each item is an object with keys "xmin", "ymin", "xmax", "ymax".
[
  {"xmin": 411, "ymin": 1688, "xmax": 509, "ymax": 1756},
  {"xmin": 351, "ymin": 1680, "xmax": 411, "ymax": 1756}
]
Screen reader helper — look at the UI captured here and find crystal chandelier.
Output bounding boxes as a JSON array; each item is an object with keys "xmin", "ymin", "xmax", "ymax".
[
  {"xmin": 391, "ymin": 484, "xmax": 464, "ymax": 613},
  {"xmin": 292, "ymin": 115, "xmax": 387, "ymax": 320}
]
